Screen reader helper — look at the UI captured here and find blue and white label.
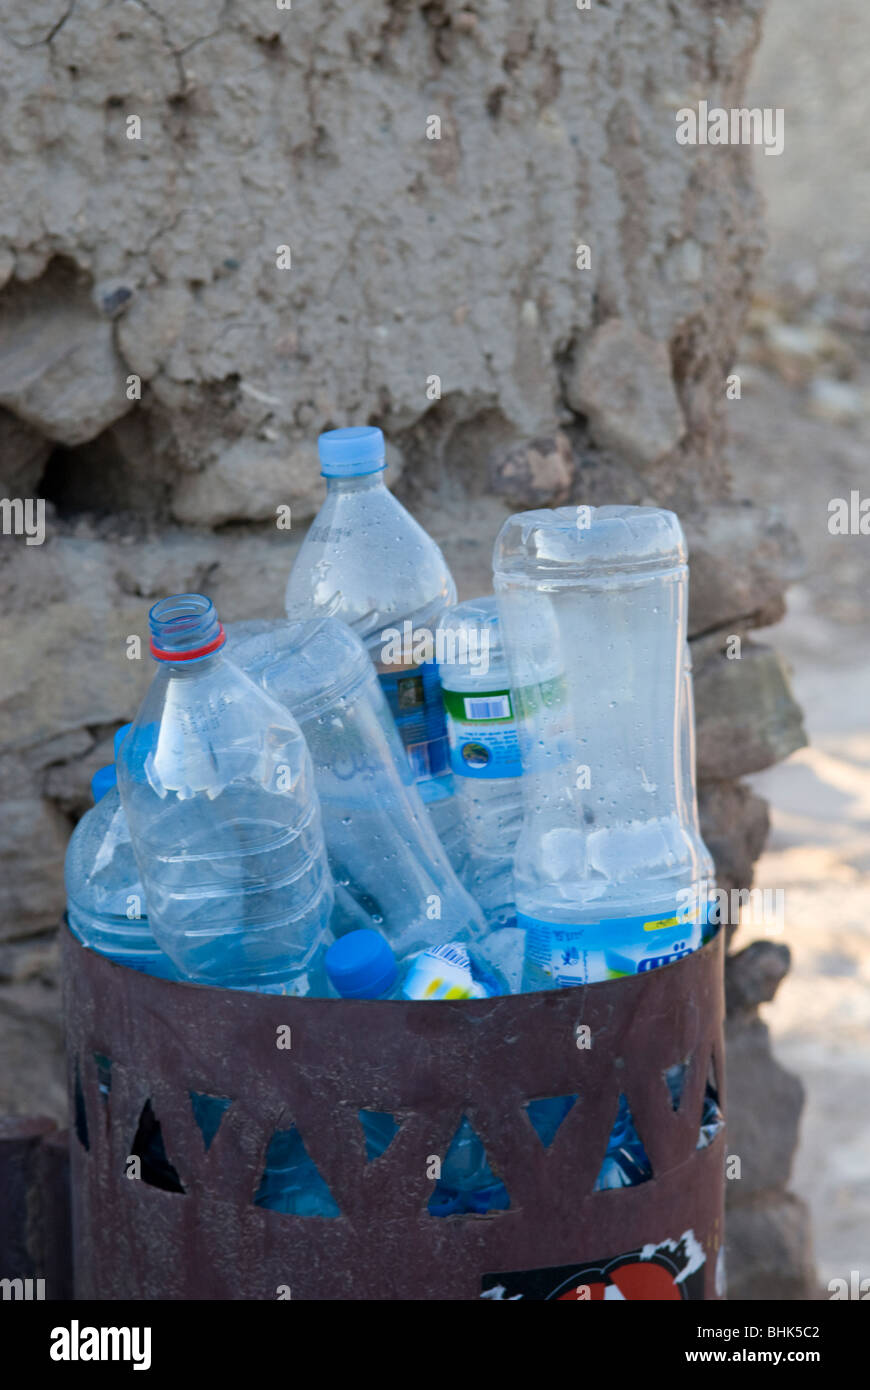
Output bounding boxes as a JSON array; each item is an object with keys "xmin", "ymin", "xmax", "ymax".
[
  {"xmin": 442, "ymin": 686, "xmax": 522, "ymax": 780},
  {"xmin": 518, "ymin": 902, "xmax": 704, "ymax": 985}
]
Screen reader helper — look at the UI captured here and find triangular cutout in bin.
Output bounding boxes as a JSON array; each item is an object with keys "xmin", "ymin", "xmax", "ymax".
[
  {"xmin": 525, "ymin": 1094, "xmax": 577, "ymax": 1149},
  {"xmin": 428, "ymin": 1114, "xmax": 511, "ymax": 1217},
  {"xmin": 189, "ymin": 1092, "xmax": 232, "ymax": 1152},
  {"xmin": 663, "ymin": 1059, "xmax": 689, "ymax": 1112},
  {"xmin": 697, "ymin": 1056, "xmax": 725, "ymax": 1150},
  {"xmin": 74, "ymin": 1060, "xmax": 89, "ymax": 1151},
  {"xmin": 594, "ymin": 1094, "xmax": 653, "ymax": 1191},
  {"xmin": 129, "ymin": 1099, "xmax": 186, "ymax": 1193},
  {"xmin": 358, "ymin": 1109, "xmax": 400, "ymax": 1163},
  {"xmin": 253, "ymin": 1126, "xmax": 340, "ymax": 1217}
]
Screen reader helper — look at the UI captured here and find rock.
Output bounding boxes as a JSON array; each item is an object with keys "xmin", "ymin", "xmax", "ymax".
[
  {"xmin": 725, "ymin": 941, "xmax": 792, "ymax": 1015},
  {"xmin": 726, "ymin": 1193, "xmax": 819, "ymax": 1301},
  {"xmin": 171, "ymin": 438, "xmax": 326, "ymax": 527},
  {"xmin": 760, "ymin": 320, "xmax": 855, "ymax": 388},
  {"xmin": 685, "ymin": 502, "xmax": 803, "ymax": 636},
  {"xmin": 698, "ymin": 780, "xmax": 770, "ymax": 898},
  {"xmin": 0, "ymin": 263, "xmax": 132, "ymax": 446},
  {"xmin": 564, "ymin": 319, "xmax": 685, "ymax": 468},
  {"xmin": 489, "ymin": 432, "xmax": 574, "ymax": 507},
  {"xmin": 0, "ymin": 977, "xmax": 66, "ymax": 1124},
  {"xmin": 0, "ymin": 408, "xmax": 52, "ymax": 496},
  {"xmin": 0, "ymin": 757, "xmax": 69, "ymax": 941},
  {"xmin": 806, "ymin": 376, "xmax": 865, "ymax": 426},
  {"xmin": 693, "ymin": 636, "xmax": 807, "ymax": 780},
  {"xmin": 724, "ymin": 1013, "xmax": 805, "ymax": 1197}
]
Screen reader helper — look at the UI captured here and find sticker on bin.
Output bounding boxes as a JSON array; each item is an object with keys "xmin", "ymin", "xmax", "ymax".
[
  {"xmin": 480, "ymin": 1230, "xmax": 708, "ymax": 1301},
  {"xmin": 442, "ymin": 686, "xmax": 522, "ymax": 779},
  {"xmin": 517, "ymin": 900, "xmax": 704, "ymax": 985},
  {"xmin": 401, "ymin": 942, "xmax": 498, "ymax": 1000}
]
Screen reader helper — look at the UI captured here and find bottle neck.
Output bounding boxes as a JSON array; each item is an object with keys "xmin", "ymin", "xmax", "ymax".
[{"xmin": 325, "ymin": 469, "xmax": 386, "ymax": 496}]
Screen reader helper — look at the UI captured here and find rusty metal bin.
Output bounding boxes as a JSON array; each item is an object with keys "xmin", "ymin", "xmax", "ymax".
[{"xmin": 62, "ymin": 923, "xmax": 725, "ymax": 1301}]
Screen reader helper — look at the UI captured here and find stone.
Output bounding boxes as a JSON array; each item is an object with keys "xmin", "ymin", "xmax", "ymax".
[
  {"xmin": 0, "ymin": 263, "xmax": 132, "ymax": 447},
  {"xmin": 693, "ymin": 635, "xmax": 807, "ymax": 781},
  {"xmin": 698, "ymin": 780, "xmax": 770, "ymax": 896},
  {"xmin": 725, "ymin": 941, "xmax": 792, "ymax": 1015},
  {"xmin": 0, "ymin": 408, "xmax": 52, "ymax": 496},
  {"xmin": 806, "ymin": 376, "xmax": 865, "ymax": 426},
  {"xmin": 684, "ymin": 502, "xmax": 803, "ymax": 636},
  {"xmin": 0, "ymin": 756, "xmax": 70, "ymax": 942},
  {"xmin": 489, "ymin": 432, "xmax": 575, "ymax": 507},
  {"xmin": 564, "ymin": 319, "xmax": 685, "ymax": 468},
  {"xmin": 726, "ymin": 1194, "xmax": 819, "ymax": 1301},
  {"xmin": 171, "ymin": 439, "xmax": 326, "ymax": 528},
  {"xmin": 725, "ymin": 1012, "xmax": 805, "ymax": 1197}
]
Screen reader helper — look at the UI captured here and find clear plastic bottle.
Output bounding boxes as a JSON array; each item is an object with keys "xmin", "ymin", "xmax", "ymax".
[
  {"xmin": 436, "ymin": 597, "xmax": 523, "ymax": 927},
  {"xmin": 284, "ymin": 427, "xmax": 458, "ymax": 822},
  {"xmin": 324, "ymin": 928, "xmax": 505, "ymax": 1001},
  {"xmin": 116, "ymin": 594, "xmax": 334, "ymax": 993},
  {"xmin": 65, "ymin": 727, "xmax": 177, "ymax": 979},
  {"xmin": 228, "ymin": 617, "xmax": 487, "ymax": 963},
  {"xmin": 493, "ymin": 506, "xmax": 711, "ymax": 988}
]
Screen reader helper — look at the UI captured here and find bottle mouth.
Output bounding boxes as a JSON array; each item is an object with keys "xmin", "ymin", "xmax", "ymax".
[{"xmin": 149, "ymin": 594, "xmax": 226, "ymax": 662}]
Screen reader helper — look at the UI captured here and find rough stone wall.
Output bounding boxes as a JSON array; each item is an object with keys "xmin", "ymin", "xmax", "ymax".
[{"xmin": 0, "ymin": 0, "xmax": 814, "ymax": 1294}]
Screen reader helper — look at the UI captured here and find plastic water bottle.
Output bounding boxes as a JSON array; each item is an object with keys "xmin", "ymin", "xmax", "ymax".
[
  {"xmin": 284, "ymin": 427, "xmax": 458, "ymax": 821},
  {"xmin": 436, "ymin": 597, "xmax": 523, "ymax": 927},
  {"xmin": 228, "ymin": 617, "xmax": 487, "ymax": 963},
  {"xmin": 594, "ymin": 1095, "xmax": 653, "ymax": 1189},
  {"xmin": 681, "ymin": 642, "xmax": 717, "ymax": 934},
  {"xmin": 493, "ymin": 506, "xmax": 711, "ymax": 988},
  {"xmin": 324, "ymin": 929, "xmax": 504, "ymax": 1000},
  {"xmin": 116, "ymin": 594, "xmax": 334, "ymax": 993},
  {"xmin": 323, "ymin": 930, "xmax": 510, "ymax": 1217},
  {"xmin": 65, "ymin": 726, "xmax": 177, "ymax": 979}
]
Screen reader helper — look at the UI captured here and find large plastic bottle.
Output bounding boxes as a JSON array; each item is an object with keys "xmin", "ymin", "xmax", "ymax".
[
  {"xmin": 436, "ymin": 597, "xmax": 523, "ymax": 927},
  {"xmin": 284, "ymin": 427, "xmax": 458, "ymax": 823},
  {"xmin": 65, "ymin": 726, "xmax": 177, "ymax": 979},
  {"xmin": 493, "ymin": 506, "xmax": 711, "ymax": 988},
  {"xmin": 228, "ymin": 617, "xmax": 487, "ymax": 963},
  {"xmin": 116, "ymin": 594, "xmax": 334, "ymax": 993}
]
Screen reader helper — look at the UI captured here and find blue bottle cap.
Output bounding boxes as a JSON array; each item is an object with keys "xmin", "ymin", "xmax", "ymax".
[
  {"xmin": 317, "ymin": 426, "xmax": 385, "ymax": 478},
  {"xmin": 325, "ymin": 929, "xmax": 398, "ymax": 999},
  {"xmin": 113, "ymin": 723, "xmax": 133, "ymax": 762},
  {"xmin": 91, "ymin": 765, "xmax": 117, "ymax": 803}
]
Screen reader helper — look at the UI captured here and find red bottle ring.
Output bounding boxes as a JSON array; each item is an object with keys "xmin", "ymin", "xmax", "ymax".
[{"xmin": 149, "ymin": 624, "xmax": 226, "ymax": 662}]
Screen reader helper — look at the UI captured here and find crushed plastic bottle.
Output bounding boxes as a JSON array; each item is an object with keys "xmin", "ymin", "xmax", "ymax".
[{"xmin": 227, "ymin": 616, "xmax": 487, "ymax": 963}]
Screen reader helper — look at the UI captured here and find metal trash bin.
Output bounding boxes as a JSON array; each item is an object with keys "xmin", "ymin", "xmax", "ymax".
[{"xmin": 63, "ymin": 924, "xmax": 725, "ymax": 1301}]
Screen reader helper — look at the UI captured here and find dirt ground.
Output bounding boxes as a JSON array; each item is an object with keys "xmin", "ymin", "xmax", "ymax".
[{"xmin": 732, "ymin": 0, "xmax": 870, "ymax": 1289}]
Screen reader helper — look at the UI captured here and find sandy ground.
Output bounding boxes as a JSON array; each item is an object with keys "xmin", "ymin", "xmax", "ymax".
[{"xmin": 731, "ymin": 0, "xmax": 870, "ymax": 1289}]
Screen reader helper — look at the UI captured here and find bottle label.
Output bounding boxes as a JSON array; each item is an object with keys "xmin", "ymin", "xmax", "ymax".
[
  {"xmin": 401, "ymin": 942, "xmax": 497, "ymax": 1000},
  {"xmin": 378, "ymin": 661, "xmax": 449, "ymax": 780},
  {"xmin": 518, "ymin": 902, "xmax": 703, "ymax": 985},
  {"xmin": 441, "ymin": 687, "xmax": 522, "ymax": 780}
]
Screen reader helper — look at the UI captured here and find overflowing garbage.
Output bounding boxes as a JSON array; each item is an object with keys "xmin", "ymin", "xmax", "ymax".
[{"xmin": 65, "ymin": 425, "xmax": 719, "ymax": 1210}]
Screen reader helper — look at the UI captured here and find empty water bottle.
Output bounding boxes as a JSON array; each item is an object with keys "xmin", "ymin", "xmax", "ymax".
[
  {"xmin": 594, "ymin": 1094, "xmax": 653, "ymax": 1190},
  {"xmin": 325, "ymin": 929, "xmax": 505, "ymax": 1001},
  {"xmin": 437, "ymin": 597, "xmax": 523, "ymax": 927},
  {"xmin": 284, "ymin": 427, "xmax": 457, "ymax": 817},
  {"xmin": 228, "ymin": 616, "xmax": 487, "ymax": 963},
  {"xmin": 494, "ymin": 506, "xmax": 711, "ymax": 988},
  {"xmin": 65, "ymin": 725, "xmax": 177, "ymax": 979},
  {"xmin": 116, "ymin": 594, "xmax": 334, "ymax": 992}
]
